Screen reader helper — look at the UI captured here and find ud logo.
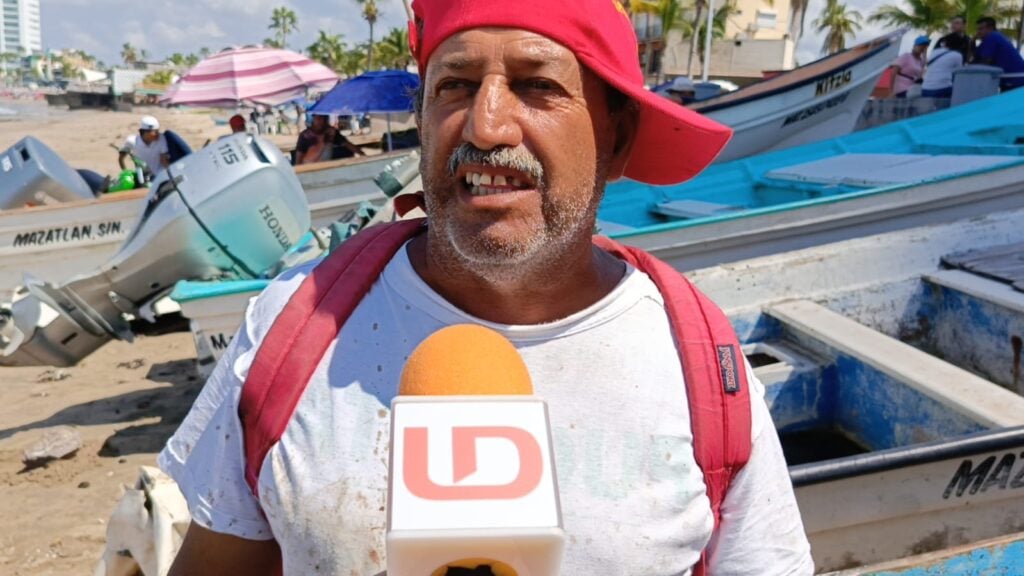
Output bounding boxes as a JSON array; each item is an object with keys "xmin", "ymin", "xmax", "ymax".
[{"xmin": 403, "ymin": 426, "xmax": 543, "ymax": 500}]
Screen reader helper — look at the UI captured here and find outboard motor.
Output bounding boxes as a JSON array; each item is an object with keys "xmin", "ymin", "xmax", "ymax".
[
  {"xmin": 0, "ymin": 136, "xmax": 96, "ymax": 208},
  {"xmin": 0, "ymin": 134, "xmax": 310, "ymax": 366}
]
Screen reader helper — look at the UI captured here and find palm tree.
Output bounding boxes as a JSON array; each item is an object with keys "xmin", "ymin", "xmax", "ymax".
[
  {"xmin": 121, "ymin": 42, "xmax": 138, "ymax": 65},
  {"xmin": 377, "ymin": 27, "xmax": 412, "ymax": 70},
  {"xmin": 814, "ymin": 0, "xmax": 863, "ymax": 54},
  {"xmin": 308, "ymin": 30, "xmax": 347, "ymax": 71},
  {"xmin": 355, "ymin": 0, "xmax": 380, "ymax": 69},
  {"xmin": 269, "ymin": 6, "xmax": 299, "ymax": 49},
  {"xmin": 678, "ymin": 0, "xmax": 737, "ymax": 76},
  {"xmin": 869, "ymin": 0, "xmax": 954, "ymax": 35},
  {"xmin": 789, "ymin": 0, "xmax": 812, "ymax": 47}
]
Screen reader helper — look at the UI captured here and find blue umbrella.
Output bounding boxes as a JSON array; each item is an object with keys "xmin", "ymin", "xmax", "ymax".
[{"xmin": 309, "ymin": 71, "xmax": 420, "ymax": 150}]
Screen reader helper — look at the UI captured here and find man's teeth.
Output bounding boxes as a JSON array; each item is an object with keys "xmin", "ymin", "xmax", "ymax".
[{"xmin": 464, "ymin": 171, "xmax": 527, "ymax": 195}]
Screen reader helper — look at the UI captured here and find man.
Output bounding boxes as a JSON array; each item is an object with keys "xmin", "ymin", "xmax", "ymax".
[
  {"xmin": 293, "ymin": 113, "xmax": 335, "ymax": 165},
  {"xmin": 118, "ymin": 115, "xmax": 169, "ymax": 180},
  {"xmin": 331, "ymin": 117, "xmax": 367, "ymax": 159},
  {"xmin": 665, "ymin": 76, "xmax": 697, "ymax": 105},
  {"xmin": 163, "ymin": 1, "xmax": 814, "ymax": 574},
  {"xmin": 974, "ymin": 16, "xmax": 1024, "ymax": 91},
  {"xmin": 228, "ymin": 114, "xmax": 247, "ymax": 134},
  {"xmin": 937, "ymin": 16, "xmax": 972, "ymax": 62}
]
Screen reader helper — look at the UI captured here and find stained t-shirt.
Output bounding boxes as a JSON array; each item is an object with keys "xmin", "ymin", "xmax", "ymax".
[{"xmin": 160, "ymin": 246, "xmax": 813, "ymax": 575}]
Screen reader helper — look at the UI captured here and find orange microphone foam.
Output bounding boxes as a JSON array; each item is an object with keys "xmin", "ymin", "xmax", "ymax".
[{"xmin": 399, "ymin": 324, "xmax": 533, "ymax": 396}]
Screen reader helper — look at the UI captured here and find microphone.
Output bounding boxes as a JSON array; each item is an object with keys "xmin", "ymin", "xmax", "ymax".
[{"xmin": 386, "ymin": 324, "xmax": 565, "ymax": 576}]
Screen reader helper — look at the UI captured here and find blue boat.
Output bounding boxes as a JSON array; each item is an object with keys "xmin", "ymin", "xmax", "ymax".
[
  {"xmin": 687, "ymin": 208, "xmax": 1024, "ymax": 572},
  {"xmin": 599, "ymin": 88, "xmax": 1024, "ymax": 270}
]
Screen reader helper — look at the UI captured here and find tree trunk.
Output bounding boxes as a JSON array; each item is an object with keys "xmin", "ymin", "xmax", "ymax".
[
  {"xmin": 686, "ymin": 2, "xmax": 704, "ymax": 77},
  {"xmin": 643, "ymin": 12, "xmax": 654, "ymax": 79},
  {"xmin": 368, "ymin": 22, "xmax": 376, "ymax": 70},
  {"xmin": 1017, "ymin": 0, "xmax": 1024, "ymax": 50}
]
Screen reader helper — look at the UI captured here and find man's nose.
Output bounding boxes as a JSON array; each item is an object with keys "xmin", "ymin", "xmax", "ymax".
[{"xmin": 462, "ymin": 77, "xmax": 523, "ymax": 151}]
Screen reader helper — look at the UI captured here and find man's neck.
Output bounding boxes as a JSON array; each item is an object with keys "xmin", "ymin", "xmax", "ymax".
[{"xmin": 406, "ymin": 233, "xmax": 626, "ymax": 326}]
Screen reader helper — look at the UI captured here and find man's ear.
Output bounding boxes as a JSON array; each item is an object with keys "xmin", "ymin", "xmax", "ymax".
[{"xmin": 605, "ymin": 103, "xmax": 638, "ymax": 182}]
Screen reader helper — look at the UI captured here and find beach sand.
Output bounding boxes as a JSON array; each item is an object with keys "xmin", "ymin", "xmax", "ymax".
[
  {"xmin": 0, "ymin": 101, "xmax": 297, "ymax": 175},
  {"xmin": 0, "ymin": 332, "xmax": 201, "ymax": 575}
]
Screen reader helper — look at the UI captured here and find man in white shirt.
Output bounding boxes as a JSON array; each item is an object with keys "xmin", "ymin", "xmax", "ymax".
[
  {"xmin": 118, "ymin": 115, "xmax": 169, "ymax": 179},
  {"xmin": 162, "ymin": 0, "xmax": 815, "ymax": 574}
]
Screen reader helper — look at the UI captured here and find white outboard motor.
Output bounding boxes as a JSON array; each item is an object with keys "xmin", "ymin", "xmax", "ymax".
[
  {"xmin": 0, "ymin": 136, "xmax": 96, "ymax": 209},
  {"xmin": 0, "ymin": 134, "xmax": 310, "ymax": 366}
]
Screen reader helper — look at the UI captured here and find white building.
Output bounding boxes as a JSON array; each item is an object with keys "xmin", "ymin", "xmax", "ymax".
[{"xmin": 1, "ymin": 0, "xmax": 42, "ymax": 55}]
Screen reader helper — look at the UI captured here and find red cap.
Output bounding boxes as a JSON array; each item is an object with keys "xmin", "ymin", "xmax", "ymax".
[
  {"xmin": 410, "ymin": 0, "xmax": 732, "ymax": 185},
  {"xmin": 229, "ymin": 114, "xmax": 246, "ymax": 131}
]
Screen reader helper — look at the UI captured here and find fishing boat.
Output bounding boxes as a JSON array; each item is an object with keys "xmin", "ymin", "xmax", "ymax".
[
  {"xmin": 172, "ymin": 208, "xmax": 1024, "ymax": 572},
  {"xmin": 822, "ymin": 531, "xmax": 1024, "ymax": 574},
  {"xmin": 695, "ymin": 31, "xmax": 902, "ymax": 163},
  {"xmin": 689, "ymin": 208, "xmax": 1024, "ymax": 571},
  {"xmin": 0, "ymin": 151, "xmax": 411, "ymax": 301},
  {"xmin": 599, "ymin": 87, "xmax": 1024, "ymax": 271}
]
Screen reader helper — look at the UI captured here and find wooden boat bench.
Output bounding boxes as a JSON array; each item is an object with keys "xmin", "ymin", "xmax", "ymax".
[{"xmin": 767, "ymin": 299, "xmax": 1024, "ymax": 429}]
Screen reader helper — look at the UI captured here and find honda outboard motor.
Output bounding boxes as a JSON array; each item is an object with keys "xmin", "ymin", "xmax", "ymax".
[
  {"xmin": 0, "ymin": 136, "xmax": 96, "ymax": 209},
  {"xmin": 0, "ymin": 134, "xmax": 310, "ymax": 366}
]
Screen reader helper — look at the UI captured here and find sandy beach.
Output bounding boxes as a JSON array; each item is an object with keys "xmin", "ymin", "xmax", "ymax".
[
  {"xmin": 0, "ymin": 332, "xmax": 200, "ymax": 575},
  {"xmin": 0, "ymin": 99, "xmax": 297, "ymax": 175},
  {"xmin": 0, "ymin": 101, "xmax": 286, "ymax": 574}
]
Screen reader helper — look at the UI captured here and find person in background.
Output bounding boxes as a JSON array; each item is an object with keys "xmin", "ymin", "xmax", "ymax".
[
  {"xmin": 974, "ymin": 16, "xmax": 1024, "ymax": 91},
  {"xmin": 665, "ymin": 76, "xmax": 696, "ymax": 105},
  {"xmin": 331, "ymin": 118, "xmax": 367, "ymax": 159},
  {"xmin": 936, "ymin": 16, "xmax": 972, "ymax": 62},
  {"xmin": 921, "ymin": 34, "xmax": 967, "ymax": 99},
  {"xmin": 228, "ymin": 114, "xmax": 247, "ymax": 134},
  {"xmin": 118, "ymin": 115, "xmax": 169, "ymax": 179},
  {"xmin": 888, "ymin": 35, "xmax": 930, "ymax": 98},
  {"xmin": 293, "ymin": 113, "xmax": 336, "ymax": 165}
]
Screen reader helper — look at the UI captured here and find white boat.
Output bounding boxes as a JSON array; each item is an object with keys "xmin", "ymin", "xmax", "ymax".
[
  {"xmin": 691, "ymin": 208, "xmax": 1024, "ymax": 572},
  {"xmin": 0, "ymin": 151, "xmax": 410, "ymax": 302},
  {"xmin": 695, "ymin": 31, "xmax": 902, "ymax": 162}
]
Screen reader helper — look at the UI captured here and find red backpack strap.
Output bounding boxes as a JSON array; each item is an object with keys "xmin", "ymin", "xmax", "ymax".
[
  {"xmin": 238, "ymin": 218, "xmax": 426, "ymax": 496},
  {"xmin": 593, "ymin": 236, "xmax": 752, "ymax": 575}
]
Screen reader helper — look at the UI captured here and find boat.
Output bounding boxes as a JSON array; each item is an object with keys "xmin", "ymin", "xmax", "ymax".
[
  {"xmin": 599, "ymin": 87, "xmax": 1024, "ymax": 271},
  {"xmin": 821, "ymin": 531, "xmax": 1024, "ymax": 574},
  {"xmin": 172, "ymin": 208, "xmax": 1024, "ymax": 572},
  {"xmin": 0, "ymin": 151, "xmax": 411, "ymax": 302},
  {"xmin": 688, "ymin": 208, "xmax": 1024, "ymax": 571},
  {"xmin": 694, "ymin": 31, "xmax": 901, "ymax": 163}
]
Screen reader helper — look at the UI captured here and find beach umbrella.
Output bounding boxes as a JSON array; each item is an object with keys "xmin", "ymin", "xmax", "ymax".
[
  {"xmin": 309, "ymin": 70, "xmax": 420, "ymax": 150},
  {"xmin": 161, "ymin": 46, "xmax": 339, "ymax": 108}
]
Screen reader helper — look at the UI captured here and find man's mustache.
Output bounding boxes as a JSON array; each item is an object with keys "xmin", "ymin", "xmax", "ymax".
[{"xmin": 446, "ymin": 144, "xmax": 545, "ymax": 185}]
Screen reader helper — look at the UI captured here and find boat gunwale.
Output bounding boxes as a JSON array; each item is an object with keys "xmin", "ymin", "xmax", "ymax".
[
  {"xmin": 606, "ymin": 156, "xmax": 1024, "ymax": 240},
  {"xmin": 790, "ymin": 425, "xmax": 1024, "ymax": 487}
]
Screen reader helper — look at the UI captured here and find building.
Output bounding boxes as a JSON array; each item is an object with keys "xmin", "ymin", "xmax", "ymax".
[
  {"xmin": 1, "ymin": 0, "xmax": 42, "ymax": 56},
  {"xmin": 636, "ymin": 0, "xmax": 800, "ymax": 85}
]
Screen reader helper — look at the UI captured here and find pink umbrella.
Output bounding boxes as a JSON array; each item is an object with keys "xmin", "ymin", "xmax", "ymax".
[{"xmin": 161, "ymin": 45, "xmax": 339, "ymax": 107}]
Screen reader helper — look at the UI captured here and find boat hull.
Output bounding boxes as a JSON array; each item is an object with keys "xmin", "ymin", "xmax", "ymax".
[{"xmin": 0, "ymin": 152, "xmax": 405, "ymax": 302}]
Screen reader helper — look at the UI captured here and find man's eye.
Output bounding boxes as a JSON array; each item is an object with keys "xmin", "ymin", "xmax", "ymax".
[
  {"xmin": 437, "ymin": 79, "xmax": 472, "ymax": 92},
  {"xmin": 524, "ymin": 79, "xmax": 556, "ymax": 91}
]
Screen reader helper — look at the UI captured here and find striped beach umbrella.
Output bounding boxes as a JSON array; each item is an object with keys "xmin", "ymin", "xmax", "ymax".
[{"xmin": 161, "ymin": 45, "xmax": 339, "ymax": 107}]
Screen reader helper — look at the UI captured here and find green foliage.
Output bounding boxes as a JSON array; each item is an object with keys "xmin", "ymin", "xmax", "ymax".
[
  {"xmin": 376, "ymin": 27, "xmax": 412, "ymax": 70},
  {"xmin": 144, "ymin": 69, "xmax": 176, "ymax": 85},
  {"xmin": 814, "ymin": 0, "xmax": 863, "ymax": 54},
  {"xmin": 269, "ymin": 6, "xmax": 299, "ymax": 48},
  {"xmin": 869, "ymin": 0, "xmax": 955, "ymax": 35},
  {"xmin": 308, "ymin": 30, "xmax": 347, "ymax": 71}
]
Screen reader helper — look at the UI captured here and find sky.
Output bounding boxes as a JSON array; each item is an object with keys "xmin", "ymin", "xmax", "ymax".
[{"xmin": 40, "ymin": 0, "xmax": 905, "ymax": 70}]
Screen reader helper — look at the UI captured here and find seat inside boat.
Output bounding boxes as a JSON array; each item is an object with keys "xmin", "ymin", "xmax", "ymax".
[
  {"xmin": 762, "ymin": 152, "xmax": 1024, "ymax": 188},
  {"xmin": 651, "ymin": 199, "xmax": 743, "ymax": 220},
  {"xmin": 736, "ymin": 242, "xmax": 1024, "ymax": 466}
]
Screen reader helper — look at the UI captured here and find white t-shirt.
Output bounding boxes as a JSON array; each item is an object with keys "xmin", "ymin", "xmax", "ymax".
[
  {"xmin": 922, "ymin": 48, "xmax": 964, "ymax": 91},
  {"xmin": 121, "ymin": 133, "xmax": 169, "ymax": 174},
  {"xmin": 160, "ymin": 244, "xmax": 813, "ymax": 575}
]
